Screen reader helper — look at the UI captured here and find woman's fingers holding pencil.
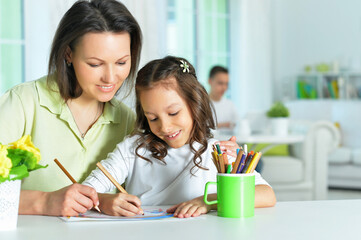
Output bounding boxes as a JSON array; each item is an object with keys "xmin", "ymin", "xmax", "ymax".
[
  {"xmin": 43, "ymin": 184, "xmax": 99, "ymax": 216},
  {"xmin": 98, "ymin": 193, "xmax": 143, "ymax": 216}
]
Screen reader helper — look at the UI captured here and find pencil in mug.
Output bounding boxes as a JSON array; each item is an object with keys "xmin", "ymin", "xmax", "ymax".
[
  {"xmin": 241, "ymin": 151, "xmax": 254, "ymax": 173},
  {"xmin": 54, "ymin": 159, "xmax": 101, "ymax": 213},
  {"xmin": 231, "ymin": 149, "xmax": 244, "ymax": 174},
  {"xmin": 246, "ymin": 152, "xmax": 262, "ymax": 174},
  {"xmin": 218, "ymin": 153, "xmax": 225, "ymax": 173},
  {"xmin": 211, "ymin": 151, "xmax": 221, "ymax": 173},
  {"xmin": 244, "ymin": 152, "xmax": 259, "ymax": 174},
  {"xmin": 96, "ymin": 162, "xmax": 144, "ymax": 215},
  {"xmin": 235, "ymin": 153, "xmax": 246, "ymax": 173}
]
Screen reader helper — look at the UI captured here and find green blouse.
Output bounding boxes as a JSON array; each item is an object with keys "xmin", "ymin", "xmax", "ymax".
[{"xmin": 0, "ymin": 76, "xmax": 135, "ymax": 191}]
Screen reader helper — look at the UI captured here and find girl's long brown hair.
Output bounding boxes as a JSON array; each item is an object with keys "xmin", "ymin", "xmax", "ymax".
[{"xmin": 134, "ymin": 56, "xmax": 216, "ymax": 174}]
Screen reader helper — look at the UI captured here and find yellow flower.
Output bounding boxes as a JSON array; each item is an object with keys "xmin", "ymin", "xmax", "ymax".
[
  {"xmin": 8, "ymin": 135, "xmax": 41, "ymax": 163},
  {"xmin": 0, "ymin": 144, "xmax": 12, "ymax": 178}
]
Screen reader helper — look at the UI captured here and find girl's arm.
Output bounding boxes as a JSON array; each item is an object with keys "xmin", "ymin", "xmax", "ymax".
[
  {"xmin": 255, "ymin": 184, "xmax": 277, "ymax": 208},
  {"xmin": 19, "ymin": 184, "xmax": 99, "ymax": 216},
  {"xmin": 166, "ymin": 194, "xmax": 217, "ymax": 218},
  {"xmin": 167, "ymin": 185, "xmax": 276, "ymax": 218}
]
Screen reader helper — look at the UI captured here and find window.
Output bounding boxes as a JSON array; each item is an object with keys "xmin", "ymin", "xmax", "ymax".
[
  {"xmin": 166, "ymin": 0, "xmax": 230, "ymax": 92},
  {"xmin": 0, "ymin": 0, "xmax": 24, "ymax": 94}
]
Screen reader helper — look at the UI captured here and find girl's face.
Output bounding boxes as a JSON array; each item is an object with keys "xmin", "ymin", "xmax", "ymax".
[
  {"xmin": 140, "ymin": 79, "xmax": 194, "ymax": 149},
  {"xmin": 67, "ymin": 32, "xmax": 131, "ymax": 103}
]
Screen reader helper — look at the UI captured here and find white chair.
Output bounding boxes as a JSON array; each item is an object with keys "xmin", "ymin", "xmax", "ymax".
[{"xmin": 261, "ymin": 120, "xmax": 340, "ymax": 201}]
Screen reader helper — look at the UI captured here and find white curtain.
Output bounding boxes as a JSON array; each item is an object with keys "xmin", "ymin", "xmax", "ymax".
[
  {"xmin": 229, "ymin": 0, "xmax": 272, "ymax": 117},
  {"xmin": 122, "ymin": 0, "xmax": 166, "ymax": 68}
]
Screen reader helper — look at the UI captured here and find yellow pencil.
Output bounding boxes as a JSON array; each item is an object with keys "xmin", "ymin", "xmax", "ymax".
[
  {"xmin": 245, "ymin": 152, "xmax": 262, "ymax": 174},
  {"xmin": 211, "ymin": 151, "xmax": 221, "ymax": 173}
]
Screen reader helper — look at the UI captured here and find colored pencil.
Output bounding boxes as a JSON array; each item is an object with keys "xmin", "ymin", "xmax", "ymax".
[
  {"xmin": 96, "ymin": 162, "xmax": 127, "ymax": 194},
  {"xmin": 231, "ymin": 149, "xmax": 244, "ymax": 173}
]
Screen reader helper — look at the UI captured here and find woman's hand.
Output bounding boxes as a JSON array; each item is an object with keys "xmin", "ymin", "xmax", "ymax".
[
  {"xmin": 98, "ymin": 193, "xmax": 143, "ymax": 216},
  {"xmin": 166, "ymin": 195, "xmax": 213, "ymax": 218},
  {"xmin": 42, "ymin": 183, "xmax": 99, "ymax": 216},
  {"xmin": 216, "ymin": 136, "xmax": 240, "ymax": 157}
]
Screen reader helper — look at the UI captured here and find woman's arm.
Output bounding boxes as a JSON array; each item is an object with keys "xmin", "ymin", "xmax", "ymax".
[{"xmin": 19, "ymin": 184, "xmax": 99, "ymax": 216}]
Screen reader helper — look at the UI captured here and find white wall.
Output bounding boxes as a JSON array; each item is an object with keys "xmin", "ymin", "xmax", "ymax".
[{"xmin": 272, "ymin": 0, "xmax": 361, "ymax": 101}]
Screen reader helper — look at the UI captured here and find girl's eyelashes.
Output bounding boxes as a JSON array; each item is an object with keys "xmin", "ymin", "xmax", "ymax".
[
  {"xmin": 117, "ymin": 61, "xmax": 126, "ymax": 65},
  {"xmin": 149, "ymin": 117, "xmax": 158, "ymax": 122}
]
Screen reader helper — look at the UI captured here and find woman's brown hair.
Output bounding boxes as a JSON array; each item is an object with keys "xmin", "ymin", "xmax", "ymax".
[
  {"xmin": 134, "ymin": 56, "xmax": 216, "ymax": 174},
  {"xmin": 47, "ymin": 0, "xmax": 142, "ymax": 101}
]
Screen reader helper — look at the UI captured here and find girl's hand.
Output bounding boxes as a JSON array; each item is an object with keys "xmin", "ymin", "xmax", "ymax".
[
  {"xmin": 216, "ymin": 136, "xmax": 240, "ymax": 157},
  {"xmin": 166, "ymin": 196, "xmax": 212, "ymax": 218},
  {"xmin": 98, "ymin": 193, "xmax": 143, "ymax": 216}
]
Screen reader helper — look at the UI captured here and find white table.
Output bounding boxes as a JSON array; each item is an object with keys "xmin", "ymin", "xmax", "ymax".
[{"xmin": 1, "ymin": 200, "xmax": 360, "ymax": 240}]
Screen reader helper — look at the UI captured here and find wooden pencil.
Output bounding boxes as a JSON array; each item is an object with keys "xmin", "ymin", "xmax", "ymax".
[
  {"xmin": 218, "ymin": 153, "xmax": 225, "ymax": 173},
  {"xmin": 231, "ymin": 150, "xmax": 244, "ymax": 173},
  {"xmin": 54, "ymin": 159, "xmax": 76, "ymax": 184},
  {"xmin": 96, "ymin": 162, "xmax": 144, "ymax": 215},
  {"xmin": 245, "ymin": 152, "xmax": 260, "ymax": 174},
  {"xmin": 54, "ymin": 159, "xmax": 101, "ymax": 213},
  {"xmin": 96, "ymin": 162, "xmax": 127, "ymax": 194},
  {"xmin": 211, "ymin": 151, "xmax": 221, "ymax": 173},
  {"xmin": 248, "ymin": 152, "xmax": 262, "ymax": 173}
]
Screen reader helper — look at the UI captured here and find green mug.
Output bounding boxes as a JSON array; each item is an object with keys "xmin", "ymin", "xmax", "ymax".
[{"xmin": 204, "ymin": 173, "xmax": 255, "ymax": 218}]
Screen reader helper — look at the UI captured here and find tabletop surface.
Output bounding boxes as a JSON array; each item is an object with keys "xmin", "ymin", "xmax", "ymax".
[{"xmin": 1, "ymin": 199, "xmax": 360, "ymax": 240}]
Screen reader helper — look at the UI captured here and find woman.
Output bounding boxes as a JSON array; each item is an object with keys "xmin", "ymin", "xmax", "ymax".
[{"xmin": 0, "ymin": 0, "xmax": 141, "ymax": 216}]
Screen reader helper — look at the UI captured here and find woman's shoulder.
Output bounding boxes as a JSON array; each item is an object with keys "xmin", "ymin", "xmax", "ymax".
[
  {"xmin": 6, "ymin": 78, "xmax": 41, "ymax": 96},
  {"xmin": 1, "ymin": 77, "xmax": 48, "ymax": 104}
]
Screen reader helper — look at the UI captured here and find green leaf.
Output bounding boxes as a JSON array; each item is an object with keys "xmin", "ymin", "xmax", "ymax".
[
  {"xmin": 8, "ymin": 165, "xmax": 29, "ymax": 181},
  {"xmin": 29, "ymin": 163, "xmax": 48, "ymax": 172},
  {"xmin": 7, "ymin": 148, "xmax": 39, "ymax": 170},
  {"xmin": 266, "ymin": 102, "xmax": 290, "ymax": 118}
]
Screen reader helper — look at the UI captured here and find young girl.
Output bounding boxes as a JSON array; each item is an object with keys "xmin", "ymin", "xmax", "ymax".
[{"xmin": 83, "ymin": 56, "xmax": 276, "ymax": 218}]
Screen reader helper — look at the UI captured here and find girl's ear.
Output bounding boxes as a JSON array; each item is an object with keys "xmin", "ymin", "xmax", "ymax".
[{"xmin": 65, "ymin": 46, "xmax": 72, "ymax": 63}]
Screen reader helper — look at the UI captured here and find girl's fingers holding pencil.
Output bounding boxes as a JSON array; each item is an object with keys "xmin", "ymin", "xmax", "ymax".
[
  {"xmin": 216, "ymin": 136, "xmax": 239, "ymax": 157},
  {"xmin": 98, "ymin": 193, "xmax": 142, "ymax": 216}
]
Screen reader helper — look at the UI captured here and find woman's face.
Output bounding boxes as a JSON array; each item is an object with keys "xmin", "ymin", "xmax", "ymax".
[{"xmin": 67, "ymin": 32, "xmax": 131, "ymax": 103}]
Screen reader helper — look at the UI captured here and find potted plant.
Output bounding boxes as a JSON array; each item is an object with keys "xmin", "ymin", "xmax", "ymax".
[
  {"xmin": 0, "ymin": 135, "xmax": 47, "ymax": 230},
  {"xmin": 266, "ymin": 102, "xmax": 290, "ymax": 136}
]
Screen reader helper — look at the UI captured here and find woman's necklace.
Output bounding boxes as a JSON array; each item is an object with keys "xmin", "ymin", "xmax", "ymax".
[{"xmin": 67, "ymin": 101, "xmax": 103, "ymax": 139}]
